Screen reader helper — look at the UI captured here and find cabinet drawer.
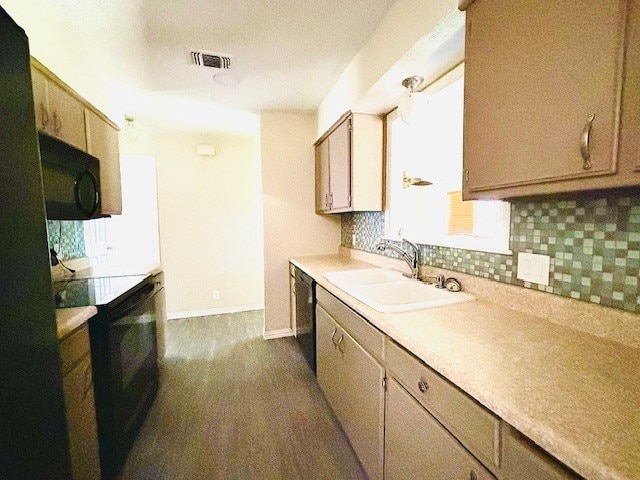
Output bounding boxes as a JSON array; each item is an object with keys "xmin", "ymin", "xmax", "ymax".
[
  {"xmin": 502, "ymin": 425, "xmax": 580, "ymax": 480},
  {"xmin": 60, "ymin": 323, "xmax": 91, "ymax": 375},
  {"xmin": 316, "ymin": 286, "xmax": 384, "ymax": 360},
  {"xmin": 386, "ymin": 378, "xmax": 496, "ymax": 480},
  {"xmin": 386, "ymin": 338, "xmax": 500, "ymax": 471}
]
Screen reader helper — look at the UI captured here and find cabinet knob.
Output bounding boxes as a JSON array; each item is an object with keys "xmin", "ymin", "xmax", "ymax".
[
  {"xmin": 336, "ymin": 333, "xmax": 345, "ymax": 353},
  {"xmin": 470, "ymin": 471, "xmax": 478, "ymax": 480},
  {"xmin": 418, "ymin": 380, "xmax": 429, "ymax": 393},
  {"xmin": 580, "ymin": 113, "xmax": 595, "ymax": 170}
]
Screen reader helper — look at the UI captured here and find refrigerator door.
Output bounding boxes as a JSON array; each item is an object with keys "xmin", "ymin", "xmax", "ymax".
[{"xmin": 0, "ymin": 7, "xmax": 72, "ymax": 479}]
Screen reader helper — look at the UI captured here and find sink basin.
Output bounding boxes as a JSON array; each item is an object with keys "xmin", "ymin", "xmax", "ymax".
[
  {"xmin": 323, "ymin": 268, "xmax": 406, "ymax": 286},
  {"xmin": 323, "ymin": 268, "xmax": 474, "ymax": 313}
]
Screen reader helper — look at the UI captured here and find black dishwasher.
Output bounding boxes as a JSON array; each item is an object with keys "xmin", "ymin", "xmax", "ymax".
[{"xmin": 294, "ymin": 267, "xmax": 316, "ymax": 373}]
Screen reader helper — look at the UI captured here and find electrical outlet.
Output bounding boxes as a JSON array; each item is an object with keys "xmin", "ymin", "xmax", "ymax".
[
  {"xmin": 212, "ymin": 290, "xmax": 220, "ymax": 300},
  {"xmin": 516, "ymin": 252, "xmax": 551, "ymax": 285},
  {"xmin": 351, "ymin": 234, "xmax": 356, "ymax": 245}
]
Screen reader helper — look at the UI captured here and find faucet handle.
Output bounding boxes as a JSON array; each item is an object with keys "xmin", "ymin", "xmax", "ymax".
[{"xmin": 444, "ymin": 277, "xmax": 462, "ymax": 292}]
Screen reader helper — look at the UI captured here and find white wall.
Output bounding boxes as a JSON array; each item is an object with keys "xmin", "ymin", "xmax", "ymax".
[
  {"xmin": 121, "ymin": 123, "xmax": 264, "ymax": 316},
  {"xmin": 317, "ymin": 0, "xmax": 459, "ymax": 134},
  {"xmin": 1, "ymin": 0, "xmax": 146, "ymax": 123},
  {"xmin": 261, "ymin": 111, "xmax": 341, "ymax": 336}
]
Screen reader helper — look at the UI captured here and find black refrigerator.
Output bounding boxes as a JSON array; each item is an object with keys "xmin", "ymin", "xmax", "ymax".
[{"xmin": 0, "ymin": 7, "xmax": 73, "ymax": 479}]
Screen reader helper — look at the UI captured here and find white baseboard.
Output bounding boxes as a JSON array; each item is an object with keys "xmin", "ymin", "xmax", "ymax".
[
  {"xmin": 168, "ymin": 303, "xmax": 264, "ymax": 320},
  {"xmin": 263, "ymin": 328, "xmax": 294, "ymax": 340}
]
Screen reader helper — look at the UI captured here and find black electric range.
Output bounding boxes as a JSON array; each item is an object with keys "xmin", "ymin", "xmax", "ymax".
[
  {"xmin": 53, "ymin": 275, "xmax": 148, "ymax": 309},
  {"xmin": 54, "ymin": 273, "xmax": 160, "ymax": 479}
]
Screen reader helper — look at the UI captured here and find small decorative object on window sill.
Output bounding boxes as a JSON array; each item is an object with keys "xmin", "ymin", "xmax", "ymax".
[{"xmin": 402, "ymin": 171, "xmax": 432, "ymax": 188}]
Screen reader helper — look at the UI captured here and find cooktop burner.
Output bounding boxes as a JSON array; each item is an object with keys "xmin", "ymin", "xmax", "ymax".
[{"xmin": 53, "ymin": 275, "xmax": 147, "ymax": 308}]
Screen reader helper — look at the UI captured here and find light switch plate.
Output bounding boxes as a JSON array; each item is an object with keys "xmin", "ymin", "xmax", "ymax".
[{"xmin": 517, "ymin": 252, "xmax": 551, "ymax": 286}]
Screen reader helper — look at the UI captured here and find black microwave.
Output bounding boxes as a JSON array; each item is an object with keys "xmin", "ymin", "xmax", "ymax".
[{"xmin": 39, "ymin": 132, "xmax": 101, "ymax": 220}]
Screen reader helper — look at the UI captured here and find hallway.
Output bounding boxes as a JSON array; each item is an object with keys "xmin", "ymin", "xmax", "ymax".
[{"xmin": 120, "ymin": 311, "xmax": 368, "ymax": 479}]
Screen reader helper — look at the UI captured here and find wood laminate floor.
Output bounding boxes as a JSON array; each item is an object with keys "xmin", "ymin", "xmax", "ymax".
[{"xmin": 119, "ymin": 311, "xmax": 368, "ymax": 480}]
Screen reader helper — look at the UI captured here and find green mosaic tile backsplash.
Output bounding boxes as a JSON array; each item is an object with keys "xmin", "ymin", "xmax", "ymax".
[
  {"xmin": 341, "ymin": 190, "xmax": 640, "ymax": 313},
  {"xmin": 47, "ymin": 220, "xmax": 85, "ymax": 261}
]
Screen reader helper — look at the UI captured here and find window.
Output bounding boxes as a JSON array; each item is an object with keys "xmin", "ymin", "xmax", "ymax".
[{"xmin": 385, "ymin": 67, "xmax": 511, "ymax": 254}]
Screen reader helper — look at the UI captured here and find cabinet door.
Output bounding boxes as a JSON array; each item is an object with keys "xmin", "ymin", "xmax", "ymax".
[
  {"xmin": 316, "ymin": 306, "xmax": 384, "ymax": 480},
  {"xmin": 30, "ymin": 67, "xmax": 49, "ymax": 132},
  {"xmin": 315, "ymin": 138, "xmax": 331, "ymax": 213},
  {"xmin": 463, "ymin": 0, "xmax": 627, "ymax": 198},
  {"xmin": 48, "ymin": 80, "xmax": 87, "ymax": 151},
  {"xmin": 289, "ymin": 274, "xmax": 297, "ymax": 334},
  {"xmin": 502, "ymin": 426, "xmax": 580, "ymax": 480},
  {"xmin": 628, "ymin": 0, "xmax": 640, "ymax": 172},
  {"xmin": 86, "ymin": 109, "xmax": 122, "ymax": 215},
  {"xmin": 154, "ymin": 285, "xmax": 167, "ymax": 362},
  {"xmin": 328, "ymin": 117, "xmax": 352, "ymax": 211},
  {"xmin": 385, "ymin": 378, "xmax": 495, "ymax": 480},
  {"xmin": 63, "ymin": 354, "xmax": 101, "ymax": 480}
]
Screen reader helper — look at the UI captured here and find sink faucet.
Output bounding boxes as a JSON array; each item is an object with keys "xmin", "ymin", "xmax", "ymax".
[{"xmin": 375, "ymin": 238, "xmax": 419, "ymax": 279}]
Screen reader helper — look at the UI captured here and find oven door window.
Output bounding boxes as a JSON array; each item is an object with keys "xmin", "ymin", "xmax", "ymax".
[{"xmin": 109, "ymin": 291, "xmax": 158, "ymax": 427}]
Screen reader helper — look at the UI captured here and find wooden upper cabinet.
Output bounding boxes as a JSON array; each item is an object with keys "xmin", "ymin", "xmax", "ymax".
[
  {"xmin": 48, "ymin": 81, "xmax": 87, "ymax": 151},
  {"xmin": 30, "ymin": 64, "xmax": 86, "ymax": 150},
  {"xmin": 328, "ymin": 118, "xmax": 352, "ymax": 211},
  {"xmin": 315, "ymin": 138, "xmax": 331, "ymax": 213},
  {"xmin": 462, "ymin": 0, "xmax": 639, "ymax": 199},
  {"xmin": 314, "ymin": 112, "xmax": 383, "ymax": 214},
  {"xmin": 86, "ymin": 109, "xmax": 122, "ymax": 215},
  {"xmin": 628, "ymin": 0, "xmax": 640, "ymax": 172},
  {"xmin": 31, "ymin": 66, "xmax": 48, "ymax": 131},
  {"xmin": 30, "ymin": 58, "xmax": 122, "ymax": 215}
]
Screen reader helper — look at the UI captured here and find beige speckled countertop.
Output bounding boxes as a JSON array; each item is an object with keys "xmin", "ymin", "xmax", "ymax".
[
  {"xmin": 56, "ymin": 306, "xmax": 97, "ymax": 340},
  {"xmin": 291, "ymin": 253, "xmax": 640, "ymax": 480}
]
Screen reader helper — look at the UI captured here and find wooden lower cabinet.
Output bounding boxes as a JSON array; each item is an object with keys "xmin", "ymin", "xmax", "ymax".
[
  {"xmin": 385, "ymin": 377, "xmax": 495, "ymax": 480},
  {"xmin": 60, "ymin": 325, "xmax": 101, "ymax": 480},
  {"xmin": 316, "ymin": 305, "xmax": 385, "ymax": 480},
  {"xmin": 501, "ymin": 425, "xmax": 580, "ymax": 480}
]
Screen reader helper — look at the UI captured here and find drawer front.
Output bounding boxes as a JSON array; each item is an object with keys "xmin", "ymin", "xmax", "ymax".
[
  {"xmin": 317, "ymin": 286, "xmax": 384, "ymax": 360},
  {"xmin": 60, "ymin": 323, "xmax": 91, "ymax": 375},
  {"xmin": 386, "ymin": 338, "xmax": 500, "ymax": 471},
  {"xmin": 386, "ymin": 378, "xmax": 496, "ymax": 480},
  {"xmin": 502, "ymin": 425, "xmax": 581, "ymax": 480}
]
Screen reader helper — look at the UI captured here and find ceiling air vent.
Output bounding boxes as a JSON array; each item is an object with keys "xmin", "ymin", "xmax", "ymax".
[{"xmin": 190, "ymin": 50, "xmax": 232, "ymax": 70}]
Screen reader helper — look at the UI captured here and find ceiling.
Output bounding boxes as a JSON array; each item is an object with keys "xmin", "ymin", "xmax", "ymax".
[
  {"xmin": 136, "ymin": 0, "xmax": 396, "ymax": 114},
  {"xmin": 3, "ymin": 0, "xmax": 466, "ymax": 134}
]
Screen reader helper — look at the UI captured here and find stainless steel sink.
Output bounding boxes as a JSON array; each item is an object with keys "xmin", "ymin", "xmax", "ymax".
[{"xmin": 323, "ymin": 268, "xmax": 474, "ymax": 313}]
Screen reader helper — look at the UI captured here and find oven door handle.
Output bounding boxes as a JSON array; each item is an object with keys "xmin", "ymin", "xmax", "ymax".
[{"xmin": 111, "ymin": 283, "xmax": 155, "ymax": 320}]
